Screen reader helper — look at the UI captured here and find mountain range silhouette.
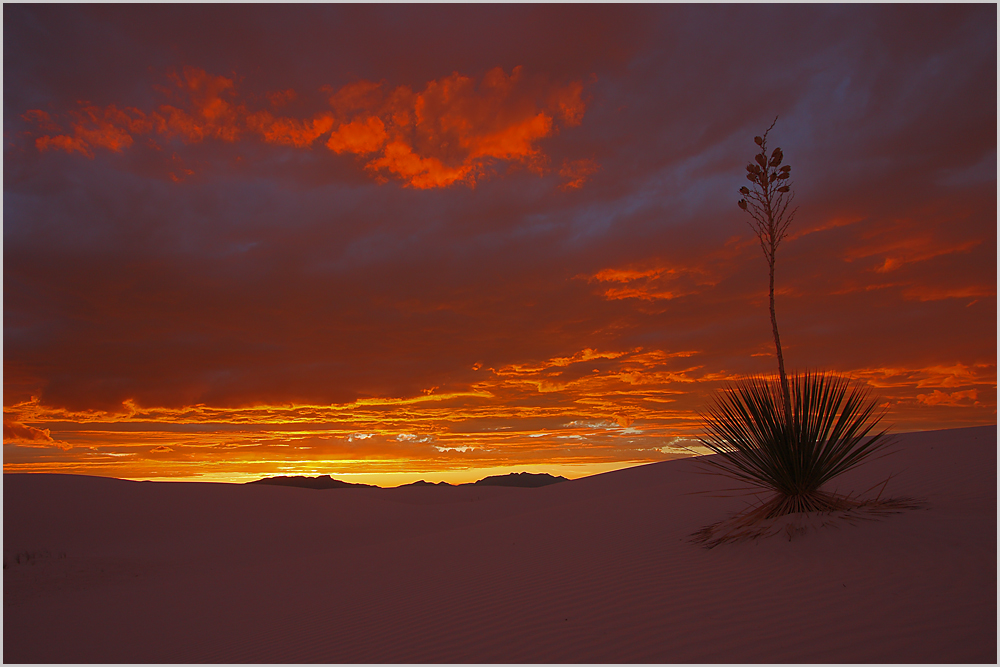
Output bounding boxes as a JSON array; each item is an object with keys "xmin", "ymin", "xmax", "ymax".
[{"xmin": 247, "ymin": 472, "xmax": 569, "ymax": 489}]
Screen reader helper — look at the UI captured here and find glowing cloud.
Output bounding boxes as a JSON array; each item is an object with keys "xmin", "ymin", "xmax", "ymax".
[
  {"xmin": 31, "ymin": 105, "xmax": 145, "ymax": 157},
  {"xmin": 559, "ymin": 157, "xmax": 600, "ymax": 190},
  {"xmin": 916, "ymin": 390, "xmax": 979, "ymax": 407},
  {"xmin": 248, "ymin": 111, "xmax": 335, "ymax": 148},
  {"xmin": 3, "ymin": 421, "xmax": 71, "ymax": 450},
  {"xmin": 584, "ymin": 263, "xmax": 718, "ymax": 301},
  {"xmin": 330, "ymin": 66, "xmax": 588, "ymax": 188},
  {"xmin": 22, "ymin": 66, "xmax": 590, "ymax": 189}
]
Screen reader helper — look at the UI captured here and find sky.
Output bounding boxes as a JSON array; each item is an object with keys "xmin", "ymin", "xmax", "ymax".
[{"xmin": 3, "ymin": 4, "xmax": 996, "ymax": 485}]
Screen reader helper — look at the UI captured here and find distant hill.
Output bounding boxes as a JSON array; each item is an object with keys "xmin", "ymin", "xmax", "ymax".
[
  {"xmin": 246, "ymin": 475, "xmax": 376, "ymax": 490},
  {"xmin": 246, "ymin": 472, "xmax": 570, "ymax": 489},
  {"xmin": 398, "ymin": 480, "xmax": 455, "ymax": 487},
  {"xmin": 469, "ymin": 472, "xmax": 569, "ymax": 488}
]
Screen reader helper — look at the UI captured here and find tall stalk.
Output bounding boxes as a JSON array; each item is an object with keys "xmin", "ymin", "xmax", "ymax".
[{"xmin": 737, "ymin": 118, "xmax": 797, "ymax": 419}]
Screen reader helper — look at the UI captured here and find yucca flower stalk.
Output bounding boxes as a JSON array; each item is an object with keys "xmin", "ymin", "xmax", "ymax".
[{"xmin": 738, "ymin": 117, "xmax": 796, "ymax": 419}]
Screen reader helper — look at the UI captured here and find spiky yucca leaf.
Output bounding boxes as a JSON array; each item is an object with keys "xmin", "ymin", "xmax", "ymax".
[{"xmin": 699, "ymin": 372, "xmax": 893, "ymax": 517}]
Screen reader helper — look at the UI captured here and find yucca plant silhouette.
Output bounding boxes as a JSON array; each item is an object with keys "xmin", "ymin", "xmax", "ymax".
[
  {"xmin": 700, "ymin": 372, "xmax": 893, "ymax": 517},
  {"xmin": 694, "ymin": 120, "xmax": 911, "ymax": 545}
]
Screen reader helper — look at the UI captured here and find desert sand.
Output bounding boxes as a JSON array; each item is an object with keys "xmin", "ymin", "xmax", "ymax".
[{"xmin": 3, "ymin": 425, "xmax": 996, "ymax": 663}]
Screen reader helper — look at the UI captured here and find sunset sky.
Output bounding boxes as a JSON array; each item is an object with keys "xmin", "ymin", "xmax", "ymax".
[{"xmin": 4, "ymin": 5, "xmax": 996, "ymax": 485}]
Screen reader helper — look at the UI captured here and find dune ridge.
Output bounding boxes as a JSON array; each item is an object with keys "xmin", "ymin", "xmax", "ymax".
[{"xmin": 3, "ymin": 425, "xmax": 995, "ymax": 663}]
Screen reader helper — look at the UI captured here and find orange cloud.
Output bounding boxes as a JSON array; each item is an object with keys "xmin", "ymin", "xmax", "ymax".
[
  {"xmin": 559, "ymin": 157, "xmax": 600, "ymax": 190},
  {"xmin": 916, "ymin": 389, "xmax": 979, "ymax": 407},
  {"xmin": 3, "ymin": 421, "xmax": 71, "ymax": 450},
  {"xmin": 36, "ymin": 134, "xmax": 91, "ymax": 156},
  {"xmin": 468, "ymin": 112, "xmax": 551, "ymax": 163},
  {"xmin": 590, "ymin": 267, "xmax": 666, "ymax": 283},
  {"xmin": 156, "ymin": 67, "xmax": 243, "ymax": 142},
  {"xmin": 327, "ymin": 116, "xmax": 388, "ymax": 155},
  {"xmin": 328, "ymin": 80, "xmax": 386, "ymax": 116},
  {"xmin": 34, "ymin": 104, "xmax": 147, "ymax": 158},
  {"xmin": 248, "ymin": 111, "xmax": 335, "ymax": 148},
  {"xmin": 367, "ymin": 141, "xmax": 473, "ymax": 188},
  {"xmin": 585, "ymin": 262, "xmax": 717, "ymax": 301},
  {"xmin": 21, "ymin": 65, "xmax": 589, "ymax": 190},
  {"xmin": 331, "ymin": 67, "xmax": 586, "ymax": 188},
  {"xmin": 549, "ymin": 80, "xmax": 586, "ymax": 126},
  {"xmin": 852, "ymin": 363, "xmax": 995, "ymax": 391},
  {"xmin": 4, "ymin": 421, "xmax": 53, "ymax": 442},
  {"xmin": 21, "ymin": 109, "xmax": 62, "ymax": 133},
  {"xmin": 28, "ymin": 67, "xmax": 244, "ymax": 158}
]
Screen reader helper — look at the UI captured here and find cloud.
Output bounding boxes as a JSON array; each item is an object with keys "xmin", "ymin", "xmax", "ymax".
[
  {"xmin": 3, "ymin": 421, "xmax": 72, "ymax": 450},
  {"xmin": 902, "ymin": 285, "xmax": 996, "ymax": 302},
  {"xmin": 4, "ymin": 421, "xmax": 54, "ymax": 442},
  {"xmin": 21, "ymin": 65, "xmax": 588, "ymax": 189},
  {"xmin": 156, "ymin": 67, "xmax": 243, "ymax": 142},
  {"xmin": 916, "ymin": 389, "xmax": 979, "ymax": 407},
  {"xmin": 584, "ymin": 260, "xmax": 720, "ymax": 302},
  {"xmin": 327, "ymin": 116, "xmax": 388, "ymax": 155},
  {"xmin": 248, "ymin": 111, "xmax": 335, "ymax": 148},
  {"xmin": 559, "ymin": 157, "xmax": 600, "ymax": 190},
  {"xmin": 33, "ymin": 104, "xmax": 146, "ymax": 157},
  {"xmin": 844, "ymin": 233, "xmax": 981, "ymax": 274}
]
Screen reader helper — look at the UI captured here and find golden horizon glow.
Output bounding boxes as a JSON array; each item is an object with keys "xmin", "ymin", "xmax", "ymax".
[{"xmin": 5, "ymin": 346, "xmax": 995, "ymax": 482}]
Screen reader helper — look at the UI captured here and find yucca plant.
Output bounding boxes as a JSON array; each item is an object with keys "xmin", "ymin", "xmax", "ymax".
[
  {"xmin": 692, "ymin": 121, "xmax": 916, "ymax": 545},
  {"xmin": 699, "ymin": 371, "xmax": 894, "ymax": 519}
]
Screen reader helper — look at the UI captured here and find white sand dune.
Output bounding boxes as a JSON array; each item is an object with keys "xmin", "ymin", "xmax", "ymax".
[{"xmin": 4, "ymin": 425, "xmax": 995, "ymax": 663}]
